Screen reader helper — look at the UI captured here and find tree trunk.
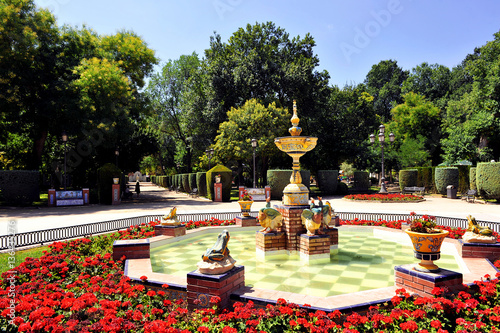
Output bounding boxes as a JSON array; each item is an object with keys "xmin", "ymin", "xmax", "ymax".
[{"xmin": 30, "ymin": 130, "xmax": 48, "ymax": 170}]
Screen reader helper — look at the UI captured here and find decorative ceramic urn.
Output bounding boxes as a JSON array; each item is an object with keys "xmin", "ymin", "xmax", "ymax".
[
  {"xmin": 405, "ymin": 229, "xmax": 449, "ymax": 272},
  {"xmin": 238, "ymin": 200, "xmax": 253, "ymax": 217}
]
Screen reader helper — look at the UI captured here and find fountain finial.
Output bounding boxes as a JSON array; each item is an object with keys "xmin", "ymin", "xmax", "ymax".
[{"xmin": 289, "ymin": 100, "xmax": 302, "ymax": 136}]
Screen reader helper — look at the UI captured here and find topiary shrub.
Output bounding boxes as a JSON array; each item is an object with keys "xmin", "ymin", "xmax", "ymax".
[
  {"xmin": 456, "ymin": 165, "xmax": 470, "ymax": 194},
  {"xmin": 206, "ymin": 165, "xmax": 232, "ymax": 201},
  {"xmin": 267, "ymin": 169, "xmax": 310, "ymax": 200},
  {"xmin": 196, "ymin": 172, "xmax": 207, "ymax": 196},
  {"xmin": 399, "ymin": 169, "xmax": 418, "ymax": 191},
  {"xmin": 174, "ymin": 174, "xmax": 180, "ymax": 190},
  {"xmin": 182, "ymin": 174, "xmax": 190, "ymax": 193},
  {"xmin": 476, "ymin": 162, "xmax": 500, "ymax": 200},
  {"xmin": 434, "ymin": 167, "xmax": 459, "ymax": 195},
  {"xmin": 353, "ymin": 171, "xmax": 369, "ymax": 191},
  {"xmin": 415, "ymin": 167, "xmax": 434, "ymax": 192},
  {"xmin": 469, "ymin": 167, "xmax": 477, "ymax": 191},
  {"xmin": 97, "ymin": 163, "xmax": 122, "ymax": 204},
  {"xmin": 0, "ymin": 170, "xmax": 40, "ymax": 205},
  {"xmin": 188, "ymin": 173, "xmax": 197, "ymax": 192},
  {"xmin": 336, "ymin": 181, "xmax": 349, "ymax": 195},
  {"xmin": 317, "ymin": 170, "xmax": 338, "ymax": 195}
]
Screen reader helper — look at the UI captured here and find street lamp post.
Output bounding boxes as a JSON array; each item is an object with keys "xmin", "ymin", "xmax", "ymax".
[
  {"xmin": 205, "ymin": 148, "xmax": 214, "ymax": 170},
  {"xmin": 370, "ymin": 125, "xmax": 395, "ymax": 194},
  {"xmin": 251, "ymin": 138, "xmax": 258, "ymax": 188},
  {"xmin": 62, "ymin": 131, "xmax": 68, "ymax": 190},
  {"xmin": 115, "ymin": 147, "xmax": 119, "ymax": 167}
]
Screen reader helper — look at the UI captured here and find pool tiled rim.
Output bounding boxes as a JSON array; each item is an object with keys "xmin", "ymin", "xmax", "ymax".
[{"xmin": 122, "ymin": 225, "xmax": 499, "ymax": 313}]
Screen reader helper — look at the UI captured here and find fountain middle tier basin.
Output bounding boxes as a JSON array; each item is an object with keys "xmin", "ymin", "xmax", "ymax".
[
  {"xmin": 274, "ymin": 136, "xmax": 318, "ymax": 156},
  {"xmin": 150, "ymin": 226, "xmax": 464, "ymax": 298}
]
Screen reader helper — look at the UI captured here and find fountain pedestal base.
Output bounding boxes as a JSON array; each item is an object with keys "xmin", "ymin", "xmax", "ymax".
[
  {"xmin": 187, "ymin": 266, "xmax": 244, "ymax": 311},
  {"xmin": 235, "ymin": 216, "xmax": 258, "ymax": 227},
  {"xmin": 394, "ymin": 264, "xmax": 464, "ymax": 297}
]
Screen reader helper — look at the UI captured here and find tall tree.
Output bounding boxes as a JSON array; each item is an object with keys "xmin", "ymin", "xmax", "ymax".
[
  {"xmin": 0, "ymin": 0, "xmax": 158, "ymax": 173},
  {"xmin": 441, "ymin": 30, "xmax": 500, "ymax": 163},
  {"xmin": 0, "ymin": 0, "xmax": 60, "ymax": 169},
  {"xmin": 145, "ymin": 53, "xmax": 204, "ymax": 173},
  {"xmin": 387, "ymin": 92, "xmax": 441, "ymax": 166},
  {"xmin": 402, "ymin": 62, "xmax": 451, "ymax": 109},
  {"xmin": 213, "ymin": 99, "xmax": 290, "ymax": 184},
  {"xmin": 204, "ymin": 21, "xmax": 330, "ymax": 143},
  {"xmin": 315, "ymin": 84, "xmax": 377, "ymax": 170},
  {"xmin": 364, "ymin": 60, "xmax": 408, "ymax": 122}
]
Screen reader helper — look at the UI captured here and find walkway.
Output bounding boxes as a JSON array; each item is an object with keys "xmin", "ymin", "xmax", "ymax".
[{"xmin": 1, "ymin": 183, "xmax": 499, "ymax": 235}]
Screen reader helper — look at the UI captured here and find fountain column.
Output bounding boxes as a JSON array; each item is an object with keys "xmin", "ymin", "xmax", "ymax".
[{"xmin": 274, "ymin": 101, "xmax": 318, "ymax": 253}]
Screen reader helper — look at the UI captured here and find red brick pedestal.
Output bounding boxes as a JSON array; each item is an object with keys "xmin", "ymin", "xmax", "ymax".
[
  {"xmin": 235, "ymin": 216, "xmax": 258, "ymax": 227},
  {"xmin": 323, "ymin": 228, "xmax": 339, "ymax": 252},
  {"xmin": 276, "ymin": 205, "xmax": 307, "ymax": 253},
  {"xmin": 154, "ymin": 225, "xmax": 186, "ymax": 237},
  {"xmin": 395, "ymin": 264, "xmax": 465, "ymax": 297},
  {"xmin": 112, "ymin": 239, "xmax": 150, "ymax": 261},
  {"xmin": 187, "ymin": 266, "xmax": 245, "ymax": 311},
  {"xmin": 458, "ymin": 240, "xmax": 500, "ymax": 261},
  {"xmin": 299, "ymin": 234, "xmax": 331, "ymax": 264},
  {"xmin": 332, "ymin": 216, "xmax": 340, "ymax": 227},
  {"xmin": 255, "ymin": 231, "xmax": 286, "ymax": 258}
]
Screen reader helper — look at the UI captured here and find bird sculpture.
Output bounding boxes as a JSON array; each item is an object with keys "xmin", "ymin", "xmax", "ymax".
[
  {"xmin": 321, "ymin": 201, "xmax": 334, "ymax": 229},
  {"xmin": 301, "ymin": 197, "xmax": 327, "ymax": 236},
  {"xmin": 257, "ymin": 197, "xmax": 283, "ymax": 233}
]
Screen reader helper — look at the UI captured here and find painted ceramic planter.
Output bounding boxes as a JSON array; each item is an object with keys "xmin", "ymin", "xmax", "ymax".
[
  {"xmin": 238, "ymin": 200, "xmax": 253, "ymax": 217},
  {"xmin": 405, "ymin": 229, "xmax": 449, "ymax": 272}
]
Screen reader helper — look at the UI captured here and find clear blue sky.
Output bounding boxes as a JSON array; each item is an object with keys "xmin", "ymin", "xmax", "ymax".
[{"xmin": 35, "ymin": 0, "xmax": 500, "ymax": 87}]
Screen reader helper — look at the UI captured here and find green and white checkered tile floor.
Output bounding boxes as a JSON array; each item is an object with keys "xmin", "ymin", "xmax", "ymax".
[{"xmin": 151, "ymin": 229, "xmax": 461, "ymax": 297}]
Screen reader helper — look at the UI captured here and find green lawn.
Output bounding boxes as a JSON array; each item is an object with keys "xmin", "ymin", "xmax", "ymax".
[{"xmin": 0, "ymin": 246, "xmax": 48, "ymax": 275}]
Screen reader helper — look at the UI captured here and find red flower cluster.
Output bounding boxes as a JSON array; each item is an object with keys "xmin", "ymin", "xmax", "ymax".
[
  {"xmin": 184, "ymin": 218, "xmax": 235, "ymax": 230},
  {"xmin": 344, "ymin": 193, "xmax": 424, "ymax": 201}
]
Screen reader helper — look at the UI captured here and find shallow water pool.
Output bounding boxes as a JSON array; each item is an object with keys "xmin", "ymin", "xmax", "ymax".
[{"xmin": 150, "ymin": 227, "xmax": 462, "ymax": 297}]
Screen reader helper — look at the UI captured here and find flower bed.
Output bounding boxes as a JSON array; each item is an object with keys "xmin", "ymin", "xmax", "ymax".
[
  {"xmin": 344, "ymin": 193, "xmax": 424, "ymax": 201},
  {"xmin": 1, "ymin": 218, "xmax": 499, "ymax": 332}
]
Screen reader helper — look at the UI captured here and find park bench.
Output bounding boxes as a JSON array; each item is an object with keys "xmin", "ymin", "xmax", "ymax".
[
  {"xmin": 461, "ymin": 189, "xmax": 477, "ymax": 203},
  {"xmin": 402, "ymin": 186, "xmax": 425, "ymax": 195},
  {"xmin": 48, "ymin": 189, "xmax": 89, "ymax": 206},
  {"xmin": 189, "ymin": 188, "xmax": 199, "ymax": 197}
]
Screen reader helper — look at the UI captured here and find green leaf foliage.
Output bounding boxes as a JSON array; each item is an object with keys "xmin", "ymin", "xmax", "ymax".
[
  {"xmin": 266, "ymin": 169, "xmax": 310, "ymax": 200},
  {"xmin": 469, "ymin": 167, "xmax": 477, "ymax": 191},
  {"xmin": 196, "ymin": 172, "xmax": 207, "ymax": 197},
  {"xmin": 476, "ymin": 162, "xmax": 500, "ymax": 200},
  {"xmin": 399, "ymin": 169, "xmax": 418, "ymax": 191},
  {"xmin": 317, "ymin": 170, "xmax": 338, "ymax": 195},
  {"xmin": 434, "ymin": 167, "xmax": 459, "ymax": 195},
  {"xmin": 97, "ymin": 163, "xmax": 122, "ymax": 204},
  {"xmin": 206, "ymin": 165, "xmax": 232, "ymax": 201}
]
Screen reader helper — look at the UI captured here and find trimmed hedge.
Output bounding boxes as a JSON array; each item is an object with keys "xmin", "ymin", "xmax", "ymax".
[
  {"xmin": 188, "ymin": 173, "xmax": 197, "ymax": 192},
  {"xmin": 317, "ymin": 170, "xmax": 338, "ymax": 195},
  {"xmin": 267, "ymin": 169, "xmax": 310, "ymax": 200},
  {"xmin": 353, "ymin": 171, "xmax": 369, "ymax": 190},
  {"xmin": 181, "ymin": 174, "xmax": 190, "ymax": 193},
  {"xmin": 399, "ymin": 169, "xmax": 418, "ymax": 191},
  {"xmin": 0, "ymin": 170, "xmax": 40, "ymax": 205},
  {"xmin": 414, "ymin": 167, "xmax": 434, "ymax": 193},
  {"xmin": 97, "ymin": 163, "xmax": 122, "ymax": 205},
  {"xmin": 434, "ymin": 167, "xmax": 459, "ymax": 195},
  {"xmin": 456, "ymin": 165, "xmax": 471, "ymax": 193},
  {"xmin": 476, "ymin": 162, "xmax": 500, "ymax": 200},
  {"xmin": 470, "ymin": 167, "xmax": 477, "ymax": 191},
  {"xmin": 206, "ymin": 165, "xmax": 232, "ymax": 201},
  {"xmin": 196, "ymin": 172, "xmax": 207, "ymax": 197}
]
